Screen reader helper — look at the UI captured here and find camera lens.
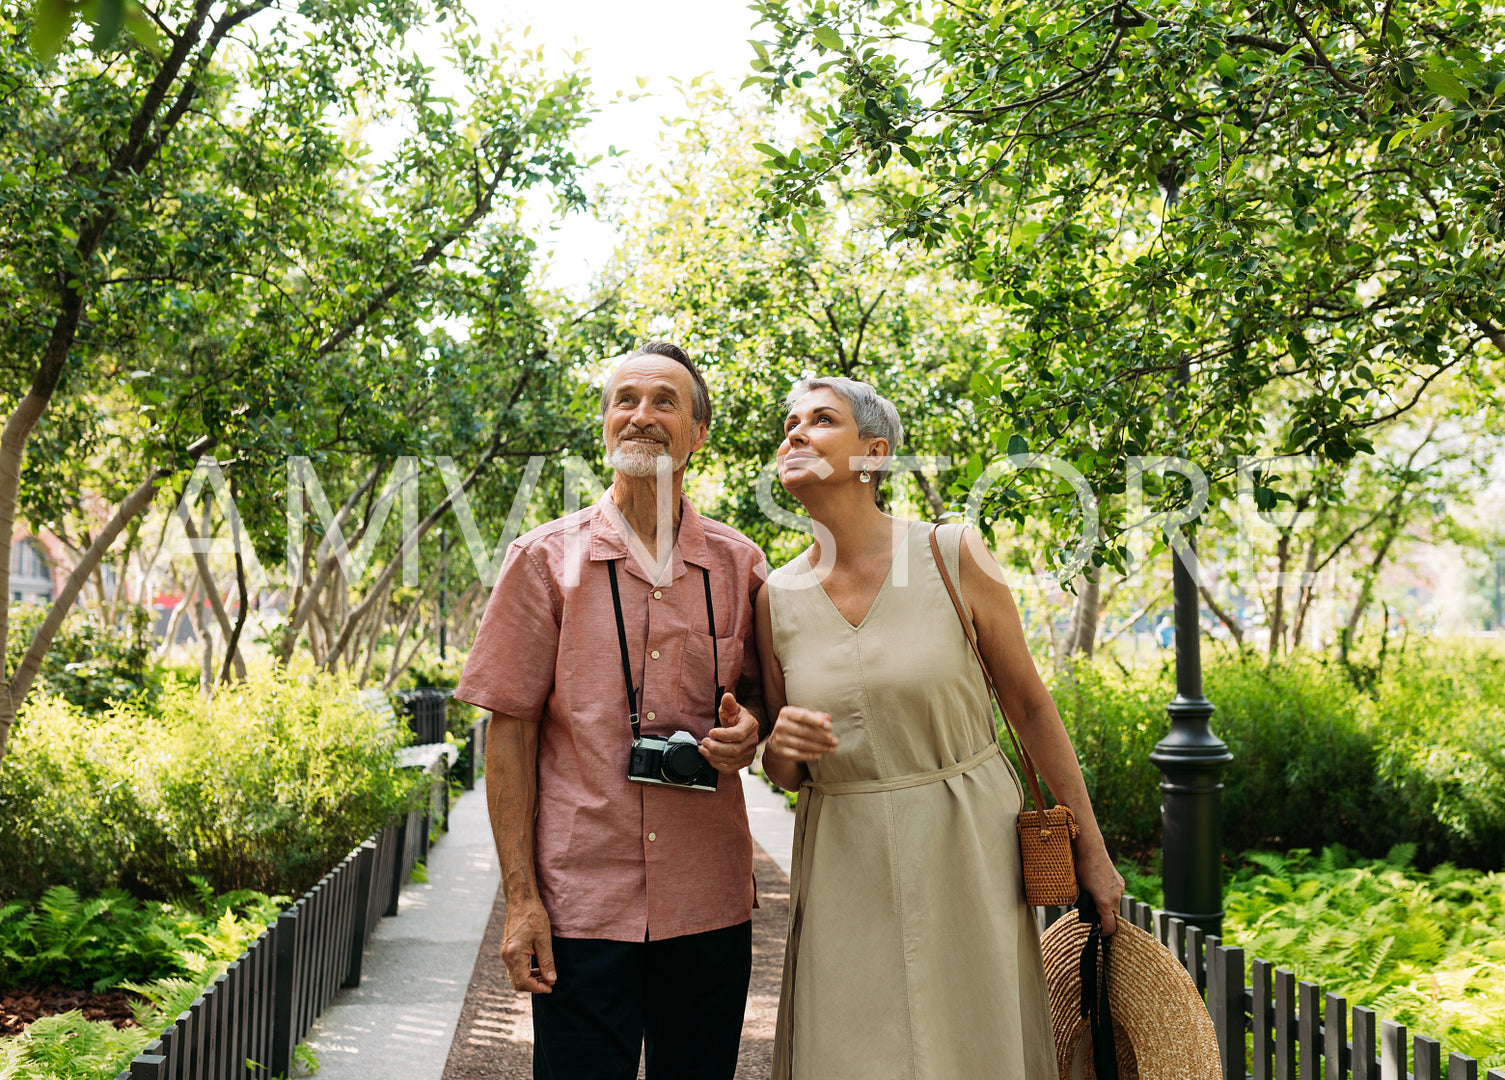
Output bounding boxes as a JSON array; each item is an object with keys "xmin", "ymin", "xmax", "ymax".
[{"xmin": 661, "ymin": 739, "xmax": 704, "ymax": 784}]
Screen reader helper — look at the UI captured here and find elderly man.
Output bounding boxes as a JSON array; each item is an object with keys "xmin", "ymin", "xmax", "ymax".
[{"xmin": 455, "ymin": 341, "xmax": 767, "ymax": 1080}]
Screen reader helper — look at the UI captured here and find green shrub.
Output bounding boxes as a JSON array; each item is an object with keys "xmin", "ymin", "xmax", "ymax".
[
  {"xmin": 0, "ymin": 666, "xmax": 416, "ymax": 901},
  {"xmin": 1050, "ymin": 646, "xmax": 1505, "ymax": 870},
  {"xmin": 4, "ymin": 606, "xmax": 162, "ymax": 713}
]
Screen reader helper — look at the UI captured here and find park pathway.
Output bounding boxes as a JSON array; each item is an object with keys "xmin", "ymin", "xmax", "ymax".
[{"xmin": 299, "ymin": 769, "xmax": 795, "ymax": 1080}]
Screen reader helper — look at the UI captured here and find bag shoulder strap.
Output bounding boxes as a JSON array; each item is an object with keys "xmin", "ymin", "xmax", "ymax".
[{"xmin": 928, "ymin": 524, "xmax": 1048, "ymax": 815}]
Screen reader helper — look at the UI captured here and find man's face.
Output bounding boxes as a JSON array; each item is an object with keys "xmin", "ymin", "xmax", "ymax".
[{"xmin": 602, "ymin": 356, "xmax": 709, "ymax": 478}]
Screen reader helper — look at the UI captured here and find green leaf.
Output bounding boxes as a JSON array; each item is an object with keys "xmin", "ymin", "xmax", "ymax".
[
  {"xmin": 790, "ymin": 212, "xmax": 807, "ymax": 237},
  {"xmin": 123, "ymin": 5, "xmax": 160, "ymax": 54},
  {"xmin": 1420, "ymin": 68, "xmax": 1471, "ymax": 102},
  {"xmin": 29, "ymin": 0, "xmax": 76, "ymax": 62},
  {"xmin": 1216, "ymin": 53, "xmax": 1237, "ymax": 78},
  {"xmin": 748, "ymin": 39, "xmax": 769, "ymax": 62},
  {"xmin": 812, "ymin": 25, "xmax": 843, "ymax": 52},
  {"xmin": 1006, "ymin": 433, "xmax": 1029, "ymax": 456},
  {"xmin": 90, "ymin": 0, "xmax": 125, "ymax": 51},
  {"xmin": 899, "ymin": 145, "xmax": 922, "ymax": 168},
  {"xmin": 751, "ymin": 142, "xmax": 783, "ymax": 159}
]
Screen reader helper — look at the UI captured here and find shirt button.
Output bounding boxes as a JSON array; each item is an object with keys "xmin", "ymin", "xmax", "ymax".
[
  {"xmin": 653, "ymin": 590, "xmax": 662, "ymax": 599},
  {"xmin": 646, "ymin": 711, "xmax": 656, "ymax": 721},
  {"xmin": 648, "ymin": 832, "xmax": 657, "ymax": 842},
  {"xmin": 651, "ymin": 650, "xmax": 660, "ymax": 659}
]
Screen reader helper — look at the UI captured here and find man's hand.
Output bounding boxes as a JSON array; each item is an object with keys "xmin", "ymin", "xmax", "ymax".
[
  {"xmin": 700, "ymin": 691, "xmax": 759, "ymax": 773},
  {"xmin": 501, "ymin": 895, "xmax": 557, "ymax": 994}
]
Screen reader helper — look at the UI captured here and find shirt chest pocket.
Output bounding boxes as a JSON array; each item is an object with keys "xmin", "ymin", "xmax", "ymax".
[{"xmin": 678, "ymin": 628, "xmax": 744, "ymax": 728}]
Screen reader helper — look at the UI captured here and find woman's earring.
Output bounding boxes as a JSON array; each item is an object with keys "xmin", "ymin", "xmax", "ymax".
[{"xmin": 860, "ymin": 470, "xmax": 872, "ymax": 484}]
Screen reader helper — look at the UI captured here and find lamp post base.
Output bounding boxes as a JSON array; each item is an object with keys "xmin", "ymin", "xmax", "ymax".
[{"xmin": 1151, "ymin": 694, "xmax": 1232, "ymax": 938}]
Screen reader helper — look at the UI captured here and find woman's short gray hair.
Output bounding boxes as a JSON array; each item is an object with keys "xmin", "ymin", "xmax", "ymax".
[{"xmin": 786, "ymin": 376, "xmax": 904, "ymax": 488}]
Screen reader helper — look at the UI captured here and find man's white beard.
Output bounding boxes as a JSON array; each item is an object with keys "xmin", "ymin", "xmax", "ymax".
[{"xmin": 608, "ymin": 441, "xmax": 682, "ymax": 477}]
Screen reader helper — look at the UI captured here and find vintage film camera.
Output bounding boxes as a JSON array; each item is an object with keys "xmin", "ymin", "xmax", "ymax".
[{"xmin": 627, "ymin": 729, "xmax": 719, "ymax": 792}]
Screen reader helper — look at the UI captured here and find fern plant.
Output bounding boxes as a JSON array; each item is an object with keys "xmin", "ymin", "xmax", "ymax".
[{"xmin": 1222, "ymin": 846, "xmax": 1505, "ymax": 1068}]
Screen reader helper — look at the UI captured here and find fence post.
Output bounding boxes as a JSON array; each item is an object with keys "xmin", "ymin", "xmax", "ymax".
[
  {"xmin": 462, "ymin": 721, "xmax": 479, "ymax": 790},
  {"xmin": 345, "ymin": 840, "xmax": 377, "ymax": 988},
  {"xmin": 1381, "ymin": 1018, "xmax": 1407, "ymax": 1080},
  {"xmin": 128, "ymin": 1053, "xmax": 166, "ymax": 1079},
  {"xmin": 1449, "ymin": 1054, "xmax": 1478, "ymax": 1080},
  {"xmin": 1251, "ymin": 959, "xmax": 1273, "ymax": 1080},
  {"xmin": 1414, "ymin": 1035, "xmax": 1442, "ymax": 1080},
  {"xmin": 1353, "ymin": 1006, "xmax": 1378, "ymax": 1080},
  {"xmin": 1325, "ymin": 993, "xmax": 1348, "ymax": 1080},
  {"xmin": 1216, "ymin": 944, "xmax": 1245, "ymax": 1080},
  {"xmin": 388, "ymin": 815, "xmax": 407, "ymax": 916},
  {"xmin": 1298, "ymin": 981, "xmax": 1320, "ymax": 1080},
  {"xmin": 270, "ymin": 909, "xmax": 299, "ymax": 1079},
  {"xmin": 1275, "ymin": 969, "xmax": 1297, "ymax": 1080}
]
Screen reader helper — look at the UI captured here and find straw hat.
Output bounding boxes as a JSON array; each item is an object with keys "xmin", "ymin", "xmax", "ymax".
[{"xmin": 1040, "ymin": 911, "xmax": 1221, "ymax": 1080}]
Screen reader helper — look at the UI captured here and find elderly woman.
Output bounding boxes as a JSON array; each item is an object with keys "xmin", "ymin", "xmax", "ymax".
[{"xmin": 756, "ymin": 376, "xmax": 1124, "ymax": 1080}]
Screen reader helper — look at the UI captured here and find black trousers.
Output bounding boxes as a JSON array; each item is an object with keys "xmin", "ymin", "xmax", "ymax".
[{"xmin": 531, "ymin": 921, "xmax": 753, "ymax": 1080}]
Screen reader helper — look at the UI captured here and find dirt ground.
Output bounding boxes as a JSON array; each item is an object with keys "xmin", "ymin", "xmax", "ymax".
[
  {"xmin": 0, "ymin": 985, "xmax": 143, "ymax": 1036},
  {"xmin": 440, "ymin": 844, "xmax": 790, "ymax": 1080}
]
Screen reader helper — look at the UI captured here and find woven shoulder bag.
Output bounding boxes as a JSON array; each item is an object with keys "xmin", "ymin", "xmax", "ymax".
[{"xmin": 929, "ymin": 526, "xmax": 1080, "ymax": 906}]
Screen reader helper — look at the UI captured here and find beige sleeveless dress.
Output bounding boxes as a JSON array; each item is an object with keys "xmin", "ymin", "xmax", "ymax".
[{"xmin": 768, "ymin": 521, "xmax": 1055, "ymax": 1080}]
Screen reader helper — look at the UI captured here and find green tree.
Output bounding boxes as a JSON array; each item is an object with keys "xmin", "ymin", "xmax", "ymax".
[
  {"xmin": 589, "ymin": 86, "xmax": 1012, "ymax": 554},
  {"xmin": 0, "ymin": 0, "xmax": 592, "ymax": 756},
  {"xmin": 746, "ymin": 0, "xmax": 1505, "ymax": 568}
]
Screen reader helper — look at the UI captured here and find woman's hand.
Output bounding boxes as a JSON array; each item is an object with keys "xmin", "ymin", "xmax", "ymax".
[
  {"xmin": 766, "ymin": 706, "xmax": 839, "ymax": 764},
  {"xmin": 1075, "ymin": 844, "xmax": 1126, "ymax": 936}
]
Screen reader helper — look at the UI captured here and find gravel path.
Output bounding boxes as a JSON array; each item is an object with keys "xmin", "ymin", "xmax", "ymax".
[{"xmin": 440, "ymin": 844, "xmax": 790, "ymax": 1080}]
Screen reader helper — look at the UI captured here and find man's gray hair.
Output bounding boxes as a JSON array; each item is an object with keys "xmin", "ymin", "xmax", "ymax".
[
  {"xmin": 786, "ymin": 376, "xmax": 904, "ymax": 487},
  {"xmin": 599, "ymin": 341, "xmax": 712, "ymax": 426}
]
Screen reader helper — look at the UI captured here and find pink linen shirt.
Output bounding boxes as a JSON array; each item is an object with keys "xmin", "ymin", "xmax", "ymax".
[{"xmin": 455, "ymin": 489, "xmax": 766, "ymax": 942}]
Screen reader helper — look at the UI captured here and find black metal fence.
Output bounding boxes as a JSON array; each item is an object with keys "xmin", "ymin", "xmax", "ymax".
[
  {"xmin": 457, "ymin": 714, "xmax": 489, "ymax": 791},
  {"xmin": 395, "ymin": 687, "xmax": 451, "ymax": 746},
  {"xmin": 1068, "ymin": 894, "xmax": 1505, "ymax": 1080},
  {"xmin": 113, "ymin": 770, "xmax": 445, "ymax": 1080}
]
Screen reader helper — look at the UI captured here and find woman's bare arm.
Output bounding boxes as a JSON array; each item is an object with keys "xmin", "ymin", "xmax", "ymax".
[{"xmin": 957, "ymin": 528, "xmax": 1125, "ymax": 934}]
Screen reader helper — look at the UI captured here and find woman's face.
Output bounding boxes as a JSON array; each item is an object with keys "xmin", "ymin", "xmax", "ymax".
[{"xmin": 778, "ymin": 388, "xmax": 880, "ymax": 493}]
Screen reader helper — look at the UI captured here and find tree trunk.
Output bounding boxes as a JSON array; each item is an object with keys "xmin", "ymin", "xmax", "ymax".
[
  {"xmin": 181, "ymin": 508, "xmax": 247, "ymax": 680},
  {"xmin": 1, "ymin": 463, "xmax": 174, "ymax": 755},
  {"xmin": 1340, "ymin": 519, "xmax": 1401, "ymax": 664},
  {"xmin": 278, "ymin": 461, "xmax": 386, "ymax": 662},
  {"xmin": 356, "ymin": 581, "xmax": 392, "ymax": 686},
  {"xmin": 218, "ymin": 497, "xmax": 250, "ymax": 687},
  {"xmin": 911, "ymin": 468, "xmax": 949, "ymax": 522},
  {"xmin": 1268, "ymin": 527, "xmax": 1293, "ymax": 660},
  {"xmin": 157, "ymin": 571, "xmax": 196, "ymax": 657},
  {"xmin": 1063, "ymin": 571, "xmax": 1102, "ymax": 662},
  {"xmin": 1198, "ymin": 582, "xmax": 1245, "ymax": 646},
  {"xmin": 1290, "ymin": 538, "xmax": 1320, "ymax": 651}
]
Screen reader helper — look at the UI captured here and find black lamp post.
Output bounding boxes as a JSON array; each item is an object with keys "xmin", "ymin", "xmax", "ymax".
[{"xmin": 1148, "ymin": 359, "xmax": 1233, "ymax": 937}]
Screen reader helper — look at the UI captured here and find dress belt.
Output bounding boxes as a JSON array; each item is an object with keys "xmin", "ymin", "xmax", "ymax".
[
  {"xmin": 804, "ymin": 739, "xmax": 1001, "ymax": 796},
  {"xmin": 771, "ymin": 740, "xmax": 1003, "ymax": 1080}
]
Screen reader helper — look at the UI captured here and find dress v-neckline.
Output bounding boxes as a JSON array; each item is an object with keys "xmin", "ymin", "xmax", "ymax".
[{"xmin": 804, "ymin": 521, "xmax": 916, "ymax": 631}]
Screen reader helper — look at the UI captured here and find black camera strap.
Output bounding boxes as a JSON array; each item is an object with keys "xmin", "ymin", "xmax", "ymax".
[{"xmin": 607, "ymin": 559, "xmax": 721, "ymax": 741}]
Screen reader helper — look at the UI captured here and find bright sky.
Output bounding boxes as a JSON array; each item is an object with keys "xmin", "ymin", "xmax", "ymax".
[{"xmin": 465, "ymin": 0, "xmax": 767, "ymax": 293}]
